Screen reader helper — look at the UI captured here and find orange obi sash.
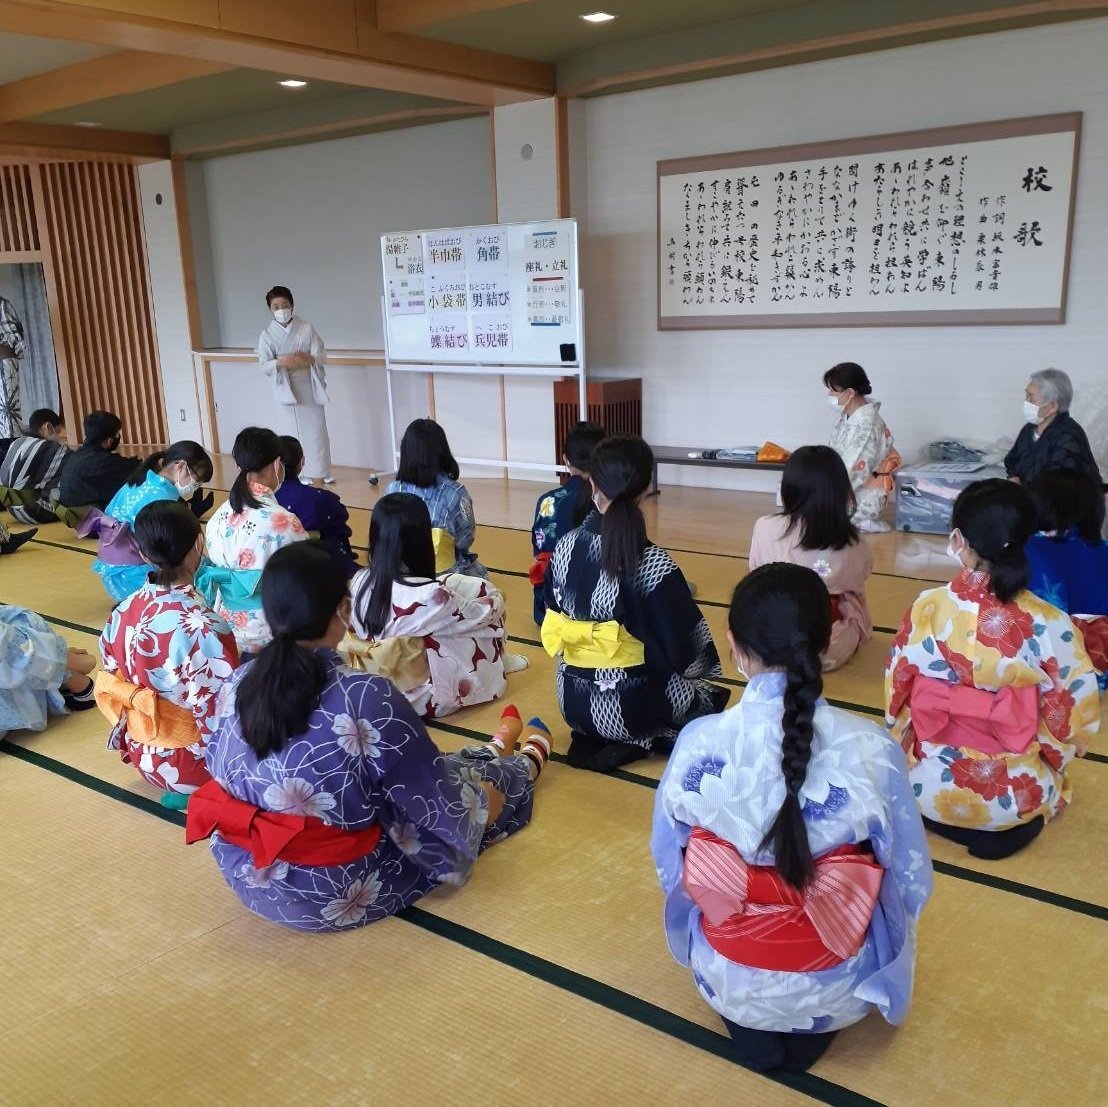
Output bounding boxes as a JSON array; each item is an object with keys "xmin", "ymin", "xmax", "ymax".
[
  {"xmin": 94, "ymin": 670, "xmax": 201, "ymax": 749},
  {"xmin": 529, "ymin": 550, "xmax": 552, "ymax": 587},
  {"xmin": 683, "ymin": 828, "xmax": 882, "ymax": 973},
  {"xmin": 185, "ymin": 778, "xmax": 382, "ymax": 869},
  {"xmin": 866, "ymin": 447, "xmax": 903, "ymax": 494},
  {"xmin": 909, "ymin": 677, "xmax": 1039, "ymax": 755}
]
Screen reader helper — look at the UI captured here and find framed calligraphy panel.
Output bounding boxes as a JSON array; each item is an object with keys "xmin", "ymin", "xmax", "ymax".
[{"xmin": 657, "ymin": 112, "xmax": 1080, "ymax": 329}]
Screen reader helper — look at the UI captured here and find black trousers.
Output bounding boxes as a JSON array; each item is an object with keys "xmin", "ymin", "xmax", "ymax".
[
  {"xmin": 923, "ymin": 815, "xmax": 1045, "ymax": 860},
  {"xmin": 721, "ymin": 1018, "xmax": 837, "ymax": 1073}
]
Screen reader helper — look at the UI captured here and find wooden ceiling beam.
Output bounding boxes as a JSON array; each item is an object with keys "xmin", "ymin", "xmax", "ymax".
[
  {"xmin": 0, "ymin": 120, "xmax": 169, "ymax": 162},
  {"xmin": 375, "ymin": 0, "xmax": 532, "ymax": 34},
  {"xmin": 0, "ymin": 0, "xmax": 553, "ymax": 106},
  {"xmin": 0, "ymin": 51, "xmax": 232, "ymax": 124}
]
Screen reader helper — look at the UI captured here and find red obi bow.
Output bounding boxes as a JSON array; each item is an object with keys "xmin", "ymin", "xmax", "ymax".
[
  {"xmin": 909, "ymin": 677, "xmax": 1039, "ymax": 755},
  {"xmin": 529, "ymin": 551, "xmax": 552, "ymax": 587},
  {"xmin": 185, "ymin": 779, "xmax": 382, "ymax": 868},
  {"xmin": 683, "ymin": 828, "xmax": 882, "ymax": 972}
]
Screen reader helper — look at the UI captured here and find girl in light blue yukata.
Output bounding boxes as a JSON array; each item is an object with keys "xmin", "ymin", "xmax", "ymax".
[
  {"xmin": 388, "ymin": 418, "xmax": 486, "ymax": 578},
  {"xmin": 1, "ymin": 604, "xmax": 97, "ymax": 737},
  {"xmin": 91, "ymin": 441, "xmax": 213, "ymax": 602},
  {"xmin": 652, "ymin": 563, "xmax": 932, "ymax": 1074}
]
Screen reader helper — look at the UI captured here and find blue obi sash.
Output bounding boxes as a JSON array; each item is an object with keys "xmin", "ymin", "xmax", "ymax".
[{"xmin": 195, "ymin": 561, "xmax": 264, "ymax": 612}]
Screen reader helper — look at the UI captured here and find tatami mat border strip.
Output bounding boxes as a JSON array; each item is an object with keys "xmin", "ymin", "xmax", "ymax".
[
  {"xmin": 0, "ymin": 739, "xmax": 886, "ymax": 1107},
  {"xmin": 31, "ymin": 596, "xmax": 1108, "ymax": 921}
]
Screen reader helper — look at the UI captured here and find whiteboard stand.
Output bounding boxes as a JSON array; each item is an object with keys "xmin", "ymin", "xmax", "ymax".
[{"xmin": 379, "ymin": 287, "xmax": 587, "ymax": 481}]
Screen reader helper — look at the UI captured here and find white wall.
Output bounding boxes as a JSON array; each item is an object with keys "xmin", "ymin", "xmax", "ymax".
[
  {"xmin": 189, "ymin": 116, "xmax": 493, "ymax": 349},
  {"xmin": 138, "ymin": 161, "xmax": 202, "ymax": 441},
  {"xmin": 574, "ymin": 18, "xmax": 1108, "ymax": 490}
]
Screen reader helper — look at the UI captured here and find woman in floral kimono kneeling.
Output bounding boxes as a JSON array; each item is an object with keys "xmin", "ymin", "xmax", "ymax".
[{"xmin": 188, "ymin": 542, "xmax": 552, "ymax": 931}]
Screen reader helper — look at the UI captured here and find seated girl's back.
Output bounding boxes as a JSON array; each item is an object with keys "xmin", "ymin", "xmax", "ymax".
[
  {"xmin": 749, "ymin": 445, "xmax": 873, "ymax": 671},
  {"xmin": 347, "ymin": 493, "xmax": 506, "ymax": 718},
  {"xmin": 653, "ymin": 563, "xmax": 931, "ymax": 1074},
  {"xmin": 386, "ymin": 418, "xmax": 486, "ymax": 578}
]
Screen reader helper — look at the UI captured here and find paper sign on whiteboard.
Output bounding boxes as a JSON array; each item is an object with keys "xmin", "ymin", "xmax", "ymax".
[
  {"xmin": 473, "ymin": 313, "xmax": 512, "ymax": 353},
  {"xmin": 468, "ymin": 271, "xmax": 511, "ymax": 312},
  {"xmin": 425, "ymin": 231, "xmax": 464, "ymax": 272},
  {"xmin": 427, "ymin": 274, "xmax": 468, "ymax": 312},
  {"xmin": 429, "ymin": 314, "xmax": 469, "ymax": 352},
  {"xmin": 384, "ymin": 232, "xmax": 425, "ymax": 316},
  {"xmin": 466, "ymin": 228, "xmax": 508, "ymax": 269}
]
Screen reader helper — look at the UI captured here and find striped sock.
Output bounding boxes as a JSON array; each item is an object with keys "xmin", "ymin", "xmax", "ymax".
[
  {"xmin": 489, "ymin": 704, "xmax": 522, "ymax": 753},
  {"xmin": 520, "ymin": 717, "xmax": 552, "ymax": 779}
]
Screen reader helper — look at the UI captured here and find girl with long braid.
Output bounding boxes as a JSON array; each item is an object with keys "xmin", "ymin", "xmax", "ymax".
[{"xmin": 653, "ymin": 563, "xmax": 932, "ymax": 1073}]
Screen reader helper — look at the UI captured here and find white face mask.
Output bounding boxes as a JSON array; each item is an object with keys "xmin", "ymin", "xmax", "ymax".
[
  {"xmin": 946, "ymin": 530, "xmax": 965, "ymax": 567},
  {"xmin": 827, "ymin": 393, "xmax": 843, "ymax": 410},
  {"xmin": 273, "ymin": 308, "xmax": 293, "ymax": 325},
  {"xmin": 1023, "ymin": 399, "xmax": 1042, "ymax": 424},
  {"xmin": 176, "ymin": 471, "xmax": 200, "ymax": 499}
]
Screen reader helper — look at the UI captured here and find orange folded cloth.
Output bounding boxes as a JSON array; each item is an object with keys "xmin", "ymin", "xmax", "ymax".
[{"xmin": 757, "ymin": 441, "xmax": 791, "ymax": 463}]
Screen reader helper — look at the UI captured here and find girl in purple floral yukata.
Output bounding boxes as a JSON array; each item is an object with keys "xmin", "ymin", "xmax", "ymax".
[{"xmin": 189, "ymin": 541, "xmax": 552, "ymax": 932}]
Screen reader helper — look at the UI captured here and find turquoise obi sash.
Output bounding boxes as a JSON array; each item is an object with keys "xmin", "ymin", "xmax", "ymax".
[{"xmin": 195, "ymin": 560, "xmax": 264, "ymax": 612}]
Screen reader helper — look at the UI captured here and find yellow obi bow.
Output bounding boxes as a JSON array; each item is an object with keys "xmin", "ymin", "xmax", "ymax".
[
  {"xmin": 431, "ymin": 528, "xmax": 456, "ymax": 574},
  {"xmin": 339, "ymin": 633, "xmax": 432, "ymax": 692},
  {"xmin": 541, "ymin": 610, "xmax": 646, "ymax": 669},
  {"xmin": 94, "ymin": 670, "xmax": 202, "ymax": 749}
]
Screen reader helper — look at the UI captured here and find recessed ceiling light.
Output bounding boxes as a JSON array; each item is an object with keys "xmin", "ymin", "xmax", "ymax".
[
  {"xmin": 278, "ymin": 78, "xmax": 308, "ymax": 88},
  {"xmin": 74, "ymin": 121, "xmax": 102, "ymax": 128},
  {"xmin": 580, "ymin": 11, "xmax": 617, "ymax": 22}
]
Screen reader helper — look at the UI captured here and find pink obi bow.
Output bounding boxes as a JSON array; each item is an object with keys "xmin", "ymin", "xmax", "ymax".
[
  {"xmin": 683, "ymin": 828, "xmax": 882, "ymax": 970},
  {"xmin": 909, "ymin": 677, "xmax": 1039, "ymax": 755}
]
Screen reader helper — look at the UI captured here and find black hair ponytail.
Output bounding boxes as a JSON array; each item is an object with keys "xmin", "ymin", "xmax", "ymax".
[
  {"xmin": 354, "ymin": 493, "xmax": 437, "ymax": 637},
  {"xmin": 590, "ymin": 435, "xmax": 653, "ymax": 578},
  {"xmin": 133, "ymin": 500, "xmax": 201, "ymax": 586},
  {"xmin": 229, "ymin": 427, "xmax": 282, "ymax": 514},
  {"xmin": 126, "ymin": 440, "xmax": 212, "ymax": 488},
  {"xmin": 236, "ymin": 542, "xmax": 347, "ymax": 758},
  {"xmin": 729, "ymin": 563, "xmax": 832, "ymax": 890},
  {"xmin": 951, "ymin": 478, "xmax": 1035, "ymax": 603}
]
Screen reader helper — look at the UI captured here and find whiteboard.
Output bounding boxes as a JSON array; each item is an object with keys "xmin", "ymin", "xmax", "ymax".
[
  {"xmin": 658, "ymin": 113, "xmax": 1080, "ymax": 328},
  {"xmin": 381, "ymin": 218, "xmax": 580, "ymax": 366}
]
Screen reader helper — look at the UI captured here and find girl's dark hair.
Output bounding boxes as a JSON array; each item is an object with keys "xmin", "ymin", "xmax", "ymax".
[
  {"xmin": 396, "ymin": 418, "xmax": 459, "ymax": 487},
  {"xmin": 229, "ymin": 427, "xmax": 282, "ymax": 513},
  {"xmin": 951, "ymin": 478, "xmax": 1036, "ymax": 603},
  {"xmin": 591, "ymin": 435, "xmax": 653, "ymax": 577},
  {"xmin": 779, "ymin": 445, "xmax": 859, "ymax": 551},
  {"xmin": 822, "ymin": 361, "xmax": 872, "ymax": 396},
  {"xmin": 729, "ymin": 563, "xmax": 832, "ymax": 890},
  {"xmin": 126, "ymin": 440, "xmax": 212, "ymax": 487},
  {"xmin": 265, "ymin": 285, "xmax": 294, "ymax": 307},
  {"xmin": 563, "ymin": 421, "xmax": 606, "ymax": 473},
  {"xmin": 237, "ymin": 542, "xmax": 347, "ymax": 758},
  {"xmin": 278, "ymin": 435, "xmax": 304, "ymax": 476},
  {"xmin": 1028, "ymin": 469, "xmax": 1105, "ymax": 545},
  {"xmin": 354, "ymin": 493, "xmax": 437, "ymax": 637},
  {"xmin": 133, "ymin": 500, "xmax": 201, "ymax": 586}
]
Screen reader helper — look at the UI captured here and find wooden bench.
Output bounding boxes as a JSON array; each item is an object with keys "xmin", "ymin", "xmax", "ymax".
[{"xmin": 648, "ymin": 446, "xmax": 787, "ymax": 495}]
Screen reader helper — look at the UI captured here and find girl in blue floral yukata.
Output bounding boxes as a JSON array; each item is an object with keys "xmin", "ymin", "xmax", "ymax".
[
  {"xmin": 188, "ymin": 541, "xmax": 552, "ymax": 932},
  {"xmin": 653, "ymin": 563, "xmax": 932, "ymax": 1073}
]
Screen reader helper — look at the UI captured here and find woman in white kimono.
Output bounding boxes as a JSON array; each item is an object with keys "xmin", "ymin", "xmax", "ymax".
[
  {"xmin": 257, "ymin": 285, "xmax": 333, "ymax": 484},
  {"xmin": 824, "ymin": 361, "xmax": 899, "ymax": 534}
]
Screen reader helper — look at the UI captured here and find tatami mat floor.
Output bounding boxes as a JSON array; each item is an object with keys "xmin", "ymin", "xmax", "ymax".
[{"xmin": 2, "ymin": 479, "xmax": 1105, "ymax": 1106}]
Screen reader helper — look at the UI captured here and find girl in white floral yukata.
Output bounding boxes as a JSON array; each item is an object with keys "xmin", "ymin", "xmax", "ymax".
[
  {"xmin": 188, "ymin": 542, "xmax": 552, "ymax": 932},
  {"xmin": 825, "ymin": 361, "xmax": 900, "ymax": 533},
  {"xmin": 749, "ymin": 445, "xmax": 873, "ymax": 671},
  {"xmin": 198, "ymin": 427, "xmax": 307, "ymax": 654},
  {"xmin": 346, "ymin": 493, "xmax": 507, "ymax": 719}
]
